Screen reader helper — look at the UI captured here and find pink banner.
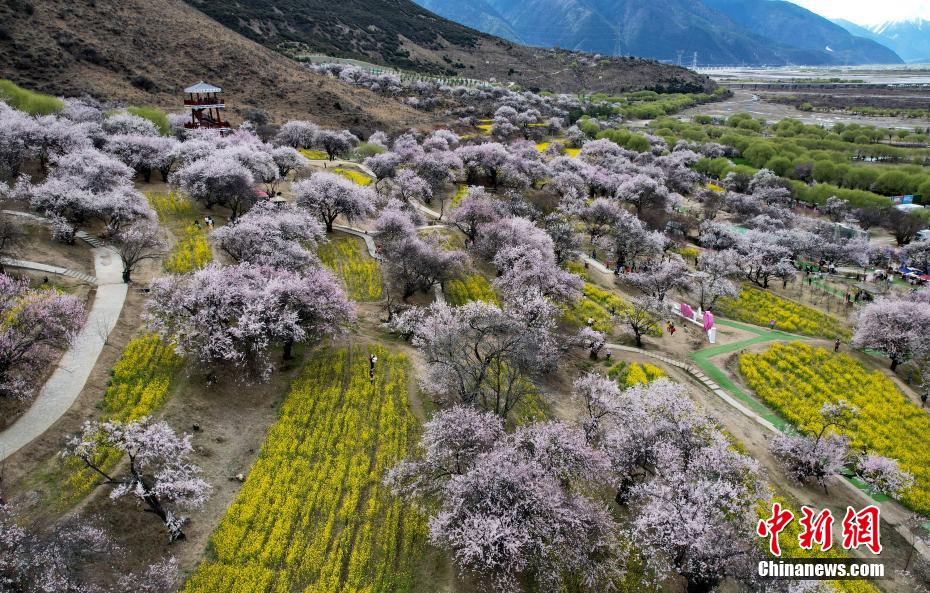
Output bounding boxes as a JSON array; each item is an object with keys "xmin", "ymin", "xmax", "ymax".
[
  {"xmin": 703, "ymin": 311, "xmax": 715, "ymax": 332},
  {"xmin": 680, "ymin": 303, "xmax": 694, "ymax": 319}
]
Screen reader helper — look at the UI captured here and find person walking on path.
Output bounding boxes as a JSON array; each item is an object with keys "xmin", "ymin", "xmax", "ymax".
[
  {"xmin": 369, "ymin": 354, "xmax": 378, "ymax": 383},
  {"xmin": 834, "ymin": 339, "xmax": 841, "ymax": 353},
  {"xmin": 769, "ymin": 319, "xmax": 776, "ymax": 331}
]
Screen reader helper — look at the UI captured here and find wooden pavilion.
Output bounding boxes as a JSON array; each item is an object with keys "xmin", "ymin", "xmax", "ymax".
[{"xmin": 183, "ymin": 81, "xmax": 231, "ymax": 132}]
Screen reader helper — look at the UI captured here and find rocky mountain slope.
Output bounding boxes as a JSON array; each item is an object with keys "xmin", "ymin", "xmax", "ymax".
[
  {"xmin": 0, "ymin": 0, "xmax": 429, "ymax": 131},
  {"xmin": 182, "ymin": 0, "xmax": 713, "ymax": 94},
  {"xmin": 703, "ymin": 0, "xmax": 901, "ymax": 65},
  {"xmin": 415, "ymin": 0, "xmax": 902, "ymax": 66},
  {"xmin": 835, "ymin": 18, "xmax": 930, "ymax": 63}
]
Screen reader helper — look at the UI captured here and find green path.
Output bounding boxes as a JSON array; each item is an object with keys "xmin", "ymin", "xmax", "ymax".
[
  {"xmin": 690, "ymin": 317, "xmax": 890, "ymax": 502},
  {"xmin": 689, "ymin": 322, "xmax": 805, "ymax": 429}
]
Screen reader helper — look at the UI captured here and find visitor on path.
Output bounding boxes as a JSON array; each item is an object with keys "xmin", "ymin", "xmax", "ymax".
[
  {"xmin": 667, "ymin": 322, "xmax": 677, "ymax": 336},
  {"xmin": 769, "ymin": 319, "xmax": 776, "ymax": 331},
  {"xmin": 369, "ymin": 354, "xmax": 377, "ymax": 383},
  {"xmin": 834, "ymin": 339, "xmax": 841, "ymax": 353},
  {"xmin": 808, "ymin": 277, "xmax": 813, "ymax": 287}
]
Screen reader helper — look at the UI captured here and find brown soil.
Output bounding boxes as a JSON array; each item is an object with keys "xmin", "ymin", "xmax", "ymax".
[
  {"xmin": 7, "ymin": 215, "xmax": 96, "ymax": 276},
  {"xmin": 92, "ymin": 353, "xmax": 306, "ymax": 581},
  {"xmin": 762, "ymin": 88, "xmax": 930, "ymax": 113}
]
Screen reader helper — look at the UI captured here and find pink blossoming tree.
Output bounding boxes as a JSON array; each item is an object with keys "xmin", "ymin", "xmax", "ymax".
[{"xmin": 63, "ymin": 417, "xmax": 210, "ymax": 542}]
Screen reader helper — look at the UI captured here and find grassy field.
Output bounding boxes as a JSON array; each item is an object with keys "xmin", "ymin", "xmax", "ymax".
[
  {"xmin": 718, "ymin": 286, "xmax": 850, "ymax": 340},
  {"xmin": 740, "ymin": 342, "xmax": 930, "ymax": 514},
  {"xmin": 444, "ymin": 274, "xmax": 498, "ymax": 306},
  {"xmin": 0, "ymin": 79, "xmax": 63, "ymax": 115},
  {"xmin": 182, "ymin": 345, "xmax": 426, "ymax": 593},
  {"xmin": 318, "ymin": 235, "xmax": 382, "ymax": 301},
  {"xmin": 127, "ymin": 106, "xmax": 169, "ymax": 135}
]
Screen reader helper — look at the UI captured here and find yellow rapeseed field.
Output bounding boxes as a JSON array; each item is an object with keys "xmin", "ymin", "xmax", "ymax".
[
  {"xmin": 333, "ymin": 167, "xmax": 374, "ymax": 186},
  {"xmin": 719, "ymin": 287, "xmax": 851, "ymax": 340},
  {"xmin": 318, "ymin": 235, "xmax": 383, "ymax": 301},
  {"xmin": 164, "ymin": 224, "xmax": 212, "ymax": 274},
  {"xmin": 182, "ymin": 345, "xmax": 426, "ymax": 593},
  {"xmin": 740, "ymin": 342, "xmax": 930, "ymax": 514},
  {"xmin": 445, "ymin": 274, "xmax": 499, "ymax": 306},
  {"xmin": 59, "ymin": 335, "xmax": 183, "ymax": 503}
]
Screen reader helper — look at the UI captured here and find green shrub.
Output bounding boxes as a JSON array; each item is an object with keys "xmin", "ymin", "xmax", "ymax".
[
  {"xmin": 127, "ymin": 106, "xmax": 170, "ymax": 136},
  {"xmin": 625, "ymin": 134, "xmax": 651, "ymax": 153},
  {"xmin": 0, "ymin": 79, "xmax": 64, "ymax": 115},
  {"xmin": 355, "ymin": 142, "xmax": 385, "ymax": 158}
]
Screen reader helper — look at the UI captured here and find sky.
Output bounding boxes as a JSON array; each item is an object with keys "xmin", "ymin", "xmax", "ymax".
[{"xmin": 789, "ymin": 0, "xmax": 930, "ymax": 26}]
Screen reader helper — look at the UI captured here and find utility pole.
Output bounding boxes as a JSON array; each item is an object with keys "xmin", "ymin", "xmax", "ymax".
[
  {"xmin": 676, "ymin": 50, "xmax": 684, "ymax": 67},
  {"xmin": 691, "ymin": 52, "xmax": 698, "ymax": 69}
]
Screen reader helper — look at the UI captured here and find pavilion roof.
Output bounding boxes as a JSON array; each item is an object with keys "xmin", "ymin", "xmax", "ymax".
[{"xmin": 184, "ymin": 81, "xmax": 222, "ymax": 94}]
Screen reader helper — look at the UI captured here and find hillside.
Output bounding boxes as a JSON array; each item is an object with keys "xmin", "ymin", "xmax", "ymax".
[
  {"xmin": 702, "ymin": 0, "xmax": 902, "ymax": 65},
  {"xmin": 413, "ymin": 0, "xmax": 902, "ymax": 66},
  {"xmin": 0, "ymin": 0, "xmax": 429, "ymax": 132},
  {"xmin": 835, "ymin": 18, "xmax": 930, "ymax": 63},
  {"xmin": 182, "ymin": 0, "xmax": 713, "ymax": 94}
]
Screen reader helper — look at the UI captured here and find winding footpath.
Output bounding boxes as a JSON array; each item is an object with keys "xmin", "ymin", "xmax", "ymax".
[
  {"xmin": 605, "ymin": 319, "xmax": 930, "ymax": 559},
  {"xmin": 0, "ymin": 226, "xmax": 128, "ymax": 461}
]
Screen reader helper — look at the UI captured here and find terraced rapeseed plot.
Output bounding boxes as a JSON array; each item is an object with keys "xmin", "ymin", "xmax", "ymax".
[
  {"xmin": 607, "ymin": 361, "xmax": 666, "ymax": 387},
  {"xmin": 299, "ymin": 149, "xmax": 330, "ymax": 160},
  {"xmin": 740, "ymin": 342, "xmax": 930, "ymax": 514},
  {"xmin": 147, "ymin": 191, "xmax": 213, "ymax": 273},
  {"xmin": 60, "ymin": 335, "xmax": 183, "ymax": 503},
  {"xmin": 719, "ymin": 287, "xmax": 850, "ymax": 340},
  {"xmin": 564, "ymin": 283, "xmax": 662, "ymax": 337},
  {"xmin": 182, "ymin": 345, "xmax": 426, "ymax": 593},
  {"xmin": 318, "ymin": 235, "xmax": 383, "ymax": 301},
  {"xmin": 333, "ymin": 167, "xmax": 374, "ymax": 186}
]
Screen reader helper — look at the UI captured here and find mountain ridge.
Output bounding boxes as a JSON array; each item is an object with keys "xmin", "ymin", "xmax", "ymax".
[
  {"xmin": 0, "ymin": 0, "xmax": 711, "ymax": 133},
  {"xmin": 414, "ymin": 0, "xmax": 903, "ymax": 66},
  {"xmin": 834, "ymin": 18, "xmax": 930, "ymax": 63},
  {"xmin": 180, "ymin": 0, "xmax": 713, "ymax": 94},
  {"xmin": 702, "ymin": 0, "xmax": 901, "ymax": 65}
]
